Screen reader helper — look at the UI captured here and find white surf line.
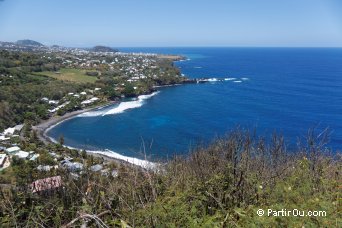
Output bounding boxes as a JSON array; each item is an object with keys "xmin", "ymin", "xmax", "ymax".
[
  {"xmin": 63, "ymin": 145, "xmax": 157, "ymax": 169},
  {"xmin": 78, "ymin": 91, "xmax": 160, "ymax": 117},
  {"xmin": 102, "ymin": 91, "xmax": 160, "ymax": 116},
  {"xmin": 88, "ymin": 149, "xmax": 157, "ymax": 169},
  {"xmin": 45, "ymin": 92, "xmax": 161, "ymax": 169},
  {"xmin": 48, "ymin": 141, "xmax": 157, "ymax": 169}
]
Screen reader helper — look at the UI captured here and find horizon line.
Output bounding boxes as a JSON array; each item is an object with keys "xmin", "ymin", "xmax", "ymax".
[
  {"xmin": 1, "ymin": 40, "xmax": 342, "ymax": 49},
  {"xmin": 59, "ymin": 45, "xmax": 342, "ymax": 49}
]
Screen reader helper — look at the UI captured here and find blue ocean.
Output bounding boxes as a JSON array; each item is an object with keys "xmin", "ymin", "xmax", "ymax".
[{"xmin": 47, "ymin": 48, "xmax": 342, "ymax": 160}]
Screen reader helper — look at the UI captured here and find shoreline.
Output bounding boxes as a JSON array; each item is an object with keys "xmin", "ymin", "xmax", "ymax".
[
  {"xmin": 33, "ymin": 101, "xmax": 117, "ymax": 144},
  {"xmin": 31, "ymin": 78, "xmax": 224, "ymax": 167},
  {"xmin": 34, "ymin": 82, "xmax": 187, "ymax": 144},
  {"xmin": 33, "ymin": 93, "xmax": 163, "ymax": 169},
  {"xmin": 31, "ymin": 79, "xmax": 216, "ymax": 167}
]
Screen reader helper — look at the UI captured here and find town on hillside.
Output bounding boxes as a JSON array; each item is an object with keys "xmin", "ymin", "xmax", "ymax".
[{"xmin": 0, "ymin": 40, "xmax": 184, "ymax": 188}]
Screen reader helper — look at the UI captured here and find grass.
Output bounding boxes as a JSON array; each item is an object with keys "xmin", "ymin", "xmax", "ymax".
[{"xmin": 36, "ymin": 68, "xmax": 98, "ymax": 83}]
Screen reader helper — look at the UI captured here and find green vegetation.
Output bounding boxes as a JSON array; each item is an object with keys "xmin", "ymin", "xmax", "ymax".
[
  {"xmin": 90, "ymin": 46, "xmax": 119, "ymax": 53},
  {"xmin": 16, "ymin": 39, "xmax": 44, "ymax": 47},
  {"xmin": 0, "ymin": 76, "xmax": 91, "ymax": 132},
  {"xmin": 0, "ymin": 129, "xmax": 340, "ymax": 227},
  {"xmin": 36, "ymin": 68, "xmax": 98, "ymax": 83},
  {"xmin": 0, "ymin": 49, "xmax": 186, "ymax": 131},
  {"xmin": 0, "ymin": 48, "xmax": 340, "ymax": 227}
]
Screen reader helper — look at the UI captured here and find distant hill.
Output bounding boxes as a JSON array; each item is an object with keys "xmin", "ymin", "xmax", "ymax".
[
  {"xmin": 16, "ymin": 39, "xmax": 44, "ymax": 47},
  {"xmin": 91, "ymin": 46, "xmax": 118, "ymax": 52}
]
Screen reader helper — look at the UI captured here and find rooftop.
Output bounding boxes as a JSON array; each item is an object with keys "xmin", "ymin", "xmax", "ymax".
[{"xmin": 30, "ymin": 176, "xmax": 62, "ymax": 193}]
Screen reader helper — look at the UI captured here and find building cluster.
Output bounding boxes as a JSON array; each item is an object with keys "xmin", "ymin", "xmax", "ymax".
[
  {"xmin": 41, "ymin": 87, "xmax": 102, "ymax": 114},
  {"xmin": 0, "ymin": 125, "xmax": 119, "ymax": 193},
  {"xmin": 52, "ymin": 51, "xmax": 163, "ymax": 83},
  {"xmin": 0, "ymin": 41, "xmax": 162, "ymax": 82},
  {"xmin": 1, "ymin": 41, "xmax": 184, "ymax": 94},
  {"xmin": 0, "ymin": 125, "xmax": 37, "ymax": 170}
]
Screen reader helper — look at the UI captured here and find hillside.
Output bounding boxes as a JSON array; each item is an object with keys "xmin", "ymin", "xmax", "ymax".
[
  {"xmin": 16, "ymin": 39, "xmax": 44, "ymax": 46},
  {"xmin": 0, "ymin": 47, "xmax": 339, "ymax": 227},
  {"xmin": 0, "ymin": 129, "xmax": 340, "ymax": 227},
  {"xmin": 91, "ymin": 45, "xmax": 118, "ymax": 52}
]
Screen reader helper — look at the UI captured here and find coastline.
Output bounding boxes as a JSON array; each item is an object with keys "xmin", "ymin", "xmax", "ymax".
[
  {"xmin": 33, "ymin": 95, "xmax": 162, "ymax": 169},
  {"xmin": 32, "ymin": 79, "xmax": 213, "ymax": 167},
  {"xmin": 33, "ymin": 101, "xmax": 116, "ymax": 144},
  {"xmin": 32, "ymin": 56, "xmax": 191, "ymax": 168}
]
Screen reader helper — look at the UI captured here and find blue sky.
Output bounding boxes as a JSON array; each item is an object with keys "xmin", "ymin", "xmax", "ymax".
[{"xmin": 0, "ymin": 0, "xmax": 341, "ymax": 47}]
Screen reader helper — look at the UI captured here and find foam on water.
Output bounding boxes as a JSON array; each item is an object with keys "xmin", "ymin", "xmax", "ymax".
[
  {"xmin": 224, "ymin": 77, "xmax": 237, "ymax": 81},
  {"xmin": 78, "ymin": 91, "xmax": 160, "ymax": 117},
  {"xmin": 88, "ymin": 149, "xmax": 157, "ymax": 169},
  {"xmin": 207, "ymin": 78, "xmax": 218, "ymax": 82},
  {"xmin": 52, "ymin": 143, "xmax": 157, "ymax": 169},
  {"xmin": 77, "ymin": 108, "xmax": 109, "ymax": 117}
]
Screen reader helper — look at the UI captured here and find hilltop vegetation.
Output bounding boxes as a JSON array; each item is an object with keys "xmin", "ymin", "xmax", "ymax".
[
  {"xmin": 91, "ymin": 46, "xmax": 119, "ymax": 53},
  {"xmin": 36, "ymin": 68, "xmax": 98, "ymax": 83},
  {"xmin": 0, "ymin": 50, "xmax": 95, "ymax": 131},
  {"xmin": 0, "ymin": 48, "xmax": 185, "ymax": 132},
  {"xmin": 0, "ymin": 129, "xmax": 340, "ymax": 227},
  {"xmin": 16, "ymin": 40, "xmax": 44, "ymax": 47}
]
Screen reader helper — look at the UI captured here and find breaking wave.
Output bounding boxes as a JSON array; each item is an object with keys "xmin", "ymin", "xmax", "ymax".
[
  {"xmin": 88, "ymin": 149, "xmax": 157, "ymax": 169},
  {"xmin": 78, "ymin": 91, "xmax": 160, "ymax": 117},
  {"xmin": 224, "ymin": 77, "xmax": 237, "ymax": 81}
]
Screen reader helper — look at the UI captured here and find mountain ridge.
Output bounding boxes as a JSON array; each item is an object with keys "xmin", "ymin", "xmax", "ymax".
[{"xmin": 16, "ymin": 39, "xmax": 44, "ymax": 46}]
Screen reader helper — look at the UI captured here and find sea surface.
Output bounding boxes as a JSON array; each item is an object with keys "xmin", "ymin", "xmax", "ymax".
[{"xmin": 47, "ymin": 48, "xmax": 342, "ymax": 160}]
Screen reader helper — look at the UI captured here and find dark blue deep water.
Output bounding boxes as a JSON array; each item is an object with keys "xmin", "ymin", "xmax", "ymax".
[{"xmin": 47, "ymin": 48, "xmax": 342, "ymax": 159}]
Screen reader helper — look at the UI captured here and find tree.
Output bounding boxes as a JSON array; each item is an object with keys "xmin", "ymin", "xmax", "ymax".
[
  {"xmin": 59, "ymin": 135, "xmax": 64, "ymax": 145},
  {"xmin": 81, "ymin": 149, "xmax": 87, "ymax": 159},
  {"xmin": 123, "ymin": 83, "xmax": 136, "ymax": 97}
]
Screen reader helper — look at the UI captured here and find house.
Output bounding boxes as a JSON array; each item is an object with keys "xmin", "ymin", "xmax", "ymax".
[
  {"xmin": 81, "ymin": 97, "xmax": 99, "ymax": 105},
  {"xmin": 29, "ymin": 176, "xmax": 62, "ymax": 193},
  {"xmin": 14, "ymin": 124, "xmax": 24, "ymax": 132},
  {"xmin": 111, "ymin": 170, "xmax": 119, "ymax": 177},
  {"xmin": 70, "ymin": 173, "xmax": 80, "ymax": 180},
  {"xmin": 29, "ymin": 154, "xmax": 40, "ymax": 161},
  {"xmin": 14, "ymin": 151, "xmax": 30, "ymax": 159},
  {"xmin": 62, "ymin": 161, "xmax": 83, "ymax": 172},
  {"xmin": 49, "ymin": 152, "xmax": 61, "ymax": 159},
  {"xmin": 37, "ymin": 165, "xmax": 58, "ymax": 171},
  {"xmin": 48, "ymin": 100, "xmax": 59, "ymax": 105},
  {"xmin": 5, "ymin": 146, "xmax": 21, "ymax": 154},
  {"xmin": 2, "ymin": 127, "xmax": 15, "ymax": 136},
  {"xmin": 0, "ymin": 154, "xmax": 7, "ymax": 167},
  {"xmin": 100, "ymin": 169, "xmax": 118, "ymax": 177},
  {"xmin": 90, "ymin": 164, "xmax": 103, "ymax": 172},
  {"xmin": 0, "ymin": 135, "xmax": 10, "ymax": 141}
]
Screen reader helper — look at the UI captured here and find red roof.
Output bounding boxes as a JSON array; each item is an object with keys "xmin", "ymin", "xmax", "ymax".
[{"xmin": 30, "ymin": 176, "xmax": 62, "ymax": 193}]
